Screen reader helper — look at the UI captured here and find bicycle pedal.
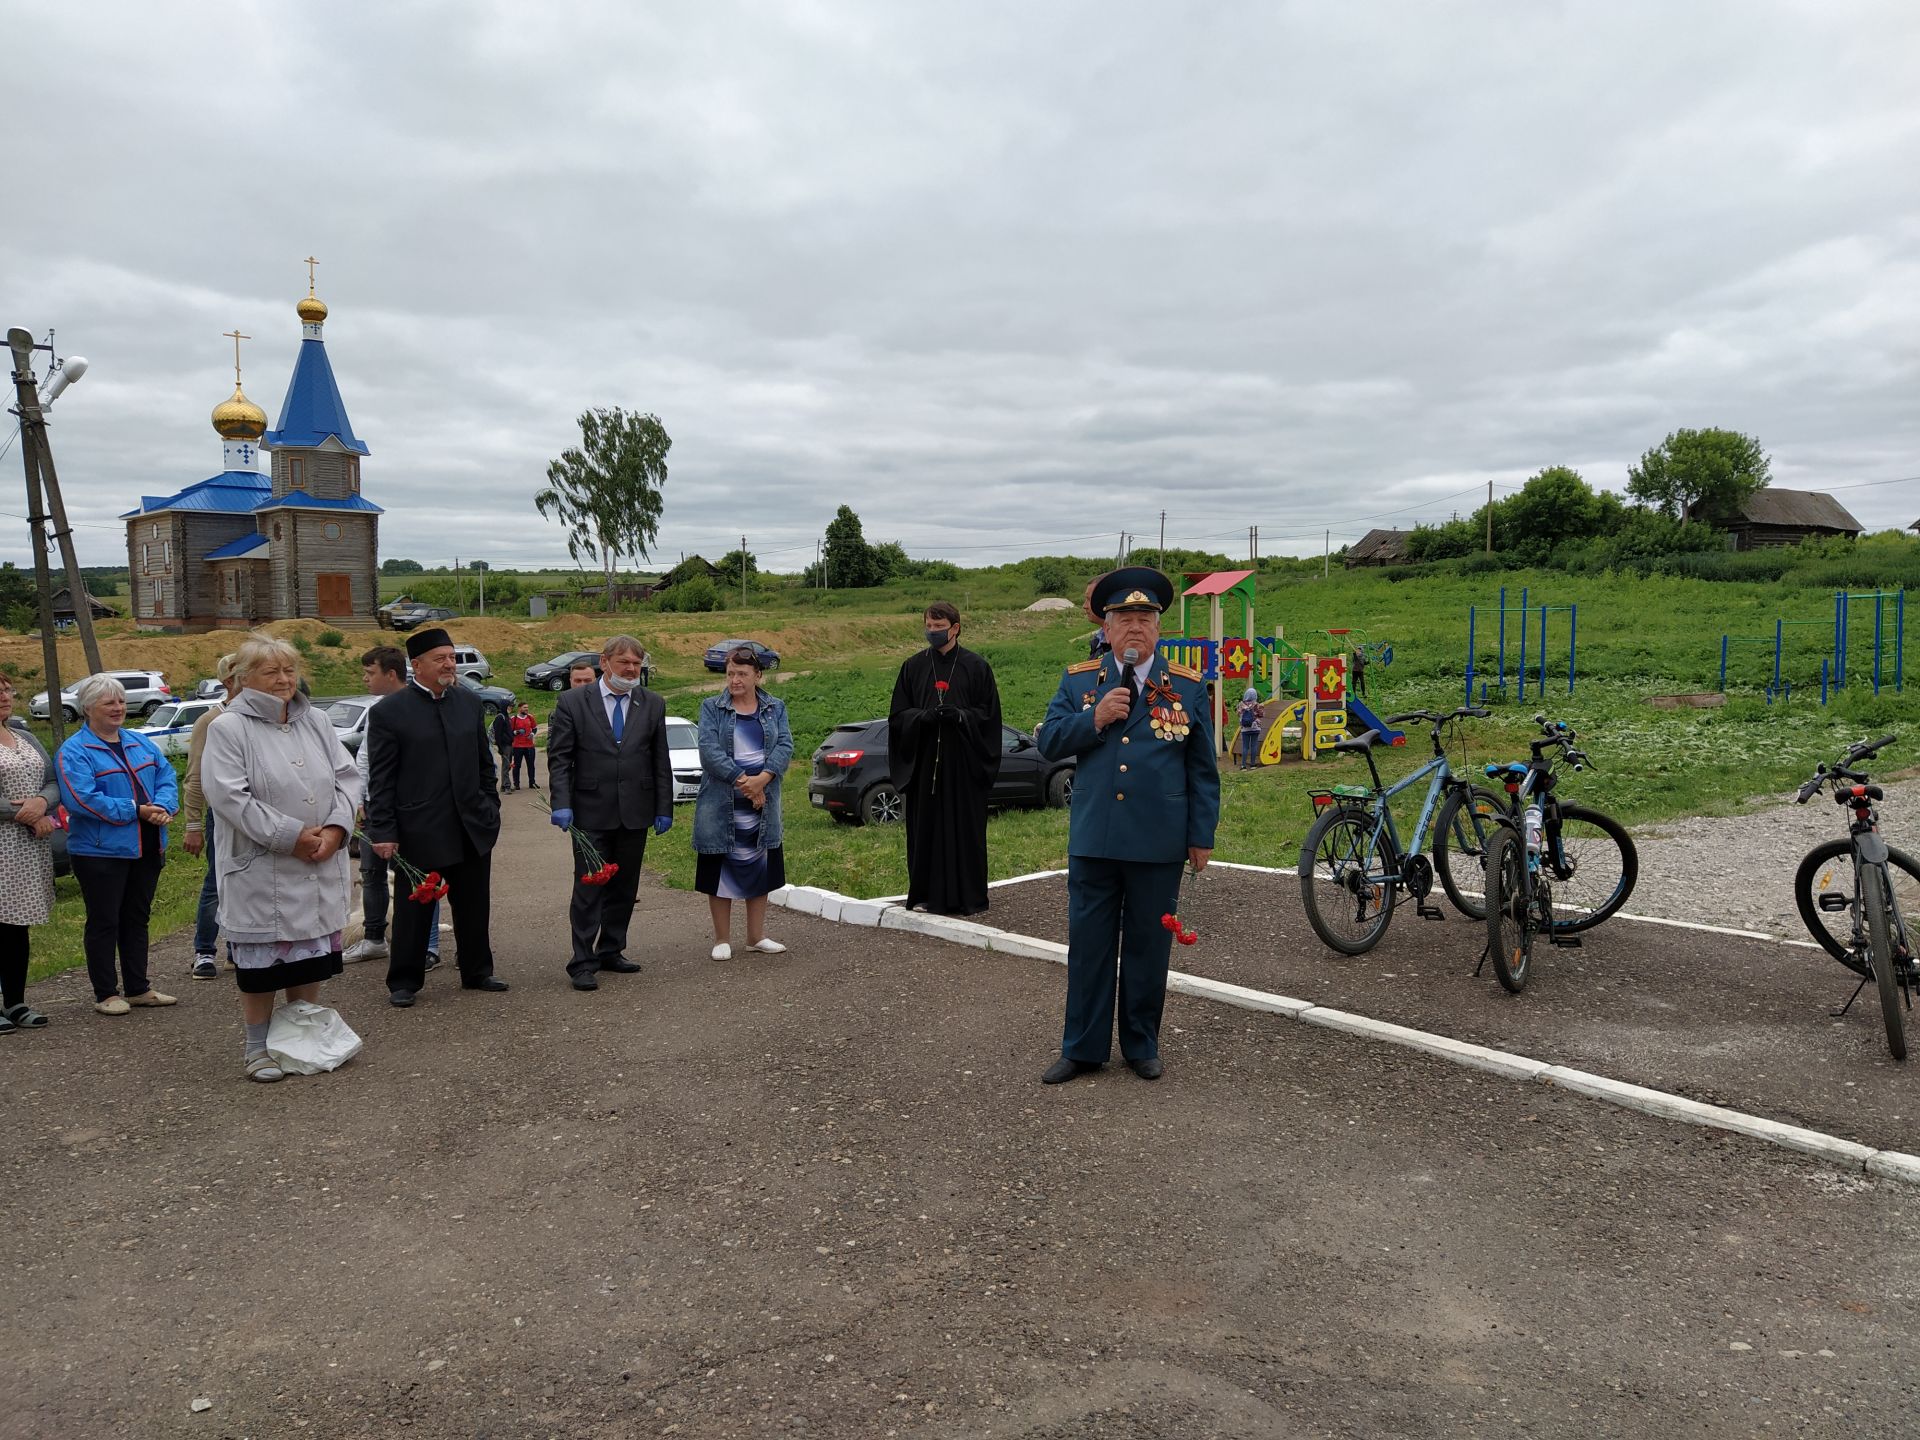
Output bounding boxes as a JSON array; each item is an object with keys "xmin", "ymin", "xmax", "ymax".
[
  {"xmin": 1548, "ymin": 933, "xmax": 1583, "ymax": 949},
  {"xmin": 1416, "ymin": 902, "xmax": 1445, "ymax": 921}
]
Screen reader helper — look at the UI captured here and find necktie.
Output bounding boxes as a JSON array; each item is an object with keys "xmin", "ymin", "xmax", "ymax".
[{"xmin": 611, "ymin": 693, "xmax": 626, "ymax": 743}]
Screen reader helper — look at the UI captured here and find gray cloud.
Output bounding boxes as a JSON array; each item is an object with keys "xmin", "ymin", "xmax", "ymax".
[{"xmin": 4, "ymin": 0, "xmax": 1917, "ymax": 575}]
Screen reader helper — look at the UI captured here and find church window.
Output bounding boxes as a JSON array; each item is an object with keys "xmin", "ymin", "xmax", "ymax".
[
  {"xmin": 347, "ymin": 458, "xmax": 359, "ymax": 493},
  {"xmin": 323, "ymin": 522, "xmax": 342, "ymax": 541},
  {"xmin": 163, "ymin": 540, "xmax": 173, "ymax": 569},
  {"xmin": 272, "ymin": 522, "xmax": 283, "ymax": 541},
  {"xmin": 140, "ymin": 544, "xmax": 149, "ymax": 572},
  {"xmin": 289, "ymin": 458, "xmax": 304, "ymax": 489}
]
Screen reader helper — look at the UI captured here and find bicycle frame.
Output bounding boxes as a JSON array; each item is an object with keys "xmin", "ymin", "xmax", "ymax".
[{"xmin": 1344, "ymin": 750, "xmax": 1461, "ymax": 884}]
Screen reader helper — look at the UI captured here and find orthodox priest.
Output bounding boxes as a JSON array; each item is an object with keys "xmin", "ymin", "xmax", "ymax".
[{"xmin": 889, "ymin": 602, "xmax": 1003, "ymax": 915}]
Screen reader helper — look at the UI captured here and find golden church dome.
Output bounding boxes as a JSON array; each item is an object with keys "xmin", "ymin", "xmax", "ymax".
[
  {"xmin": 296, "ymin": 293, "xmax": 328, "ymax": 325},
  {"xmin": 212, "ymin": 384, "xmax": 269, "ymax": 440}
]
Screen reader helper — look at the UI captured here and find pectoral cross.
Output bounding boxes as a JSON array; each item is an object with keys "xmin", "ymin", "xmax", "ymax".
[
  {"xmin": 303, "ymin": 255, "xmax": 320, "ymax": 294},
  {"xmin": 222, "ymin": 328, "xmax": 250, "ymax": 385}
]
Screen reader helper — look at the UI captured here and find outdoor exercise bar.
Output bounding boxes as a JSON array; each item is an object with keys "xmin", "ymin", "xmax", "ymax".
[
  {"xmin": 1833, "ymin": 589, "xmax": 1906, "ymax": 695},
  {"xmin": 1465, "ymin": 588, "xmax": 1578, "ymax": 704}
]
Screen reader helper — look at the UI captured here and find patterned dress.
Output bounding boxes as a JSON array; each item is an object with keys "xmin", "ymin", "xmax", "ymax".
[
  {"xmin": 0, "ymin": 732, "xmax": 56, "ymax": 927},
  {"xmin": 714, "ymin": 713, "xmax": 770, "ymax": 900}
]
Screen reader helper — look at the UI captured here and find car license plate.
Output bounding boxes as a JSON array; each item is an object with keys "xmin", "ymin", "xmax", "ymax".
[{"xmin": 810, "ymin": 792, "xmax": 824, "ymax": 807}]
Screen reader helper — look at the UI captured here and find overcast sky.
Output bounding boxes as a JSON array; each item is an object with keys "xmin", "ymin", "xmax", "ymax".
[{"xmin": 4, "ymin": 1, "xmax": 1917, "ymax": 574}]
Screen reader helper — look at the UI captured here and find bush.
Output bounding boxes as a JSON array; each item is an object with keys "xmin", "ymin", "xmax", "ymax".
[
  {"xmin": 291, "ymin": 635, "xmax": 313, "ymax": 655},
  {"xmin": 1028, "ymin": 558, "xmax": 1071, "ymax": 594},
  {"xmin": 659, "ymin": 575, "xmax": 721, "ymax": 613},
  {"xmin": 318, "ymin": 629, "xmax": 345, "ymax": 647}
]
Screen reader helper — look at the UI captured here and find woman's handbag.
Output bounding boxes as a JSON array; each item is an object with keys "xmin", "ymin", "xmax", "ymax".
[{"xmin": 266, "ymin": 1001, "xmax": 363, "ymax": 1074}]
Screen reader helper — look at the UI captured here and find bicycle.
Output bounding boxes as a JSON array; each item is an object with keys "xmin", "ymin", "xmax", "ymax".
[
  {"xmin": 1481, "ymin": 718, "xmax": 1639, "ymax": 993},
  {"xmin": 1790, "ymin": 734, "xmax": 1916, "ymax": 1060},
  {"xmin": 1298, "ymin": 706, "xmax": 1502, "ymax": 955}
]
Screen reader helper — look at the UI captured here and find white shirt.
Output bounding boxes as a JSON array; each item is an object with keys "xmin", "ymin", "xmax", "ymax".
[{"xmin": 599, "ymin": 678, "xmax": 632, "ymax": 735}]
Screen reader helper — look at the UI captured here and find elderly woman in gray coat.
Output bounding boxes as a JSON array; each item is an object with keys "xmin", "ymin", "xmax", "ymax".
[{"xmin": 203, "ymin": 635, "xmax": 360, "ymax": 1082}]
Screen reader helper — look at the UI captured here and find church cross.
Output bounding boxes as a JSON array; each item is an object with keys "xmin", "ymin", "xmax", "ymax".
[
  {"xmin": 222, "ymin": 328, "xmax": 250, "ymax": 385},
  {"xmin": 303, "ymin": 255, "xmax": 320, "ymax": 294}
]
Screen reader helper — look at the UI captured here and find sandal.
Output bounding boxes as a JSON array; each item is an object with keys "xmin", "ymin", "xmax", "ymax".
[
  {"xmin": 245, "ymin": 1053, "xmax": 285, "ymax": 1083},
  {"xmin": 1, "ymin": 1004, "xmax": 47, "ymax": 1029}
]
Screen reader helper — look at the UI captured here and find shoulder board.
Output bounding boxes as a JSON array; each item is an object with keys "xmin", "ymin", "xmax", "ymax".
[
  {"xmin": 1165, "ymin": 660, "xmax": 1204, "ymax": 682},
  {"xmin": 1066, "ymin": 658, "xmax": 1102, "ymax": 675}
]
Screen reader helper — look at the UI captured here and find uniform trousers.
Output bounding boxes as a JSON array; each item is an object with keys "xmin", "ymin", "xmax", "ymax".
[
  {"xmin": 1060, "ymin": 854, "xmax": 1183, "ymax": 1063},
  {"xmin": 387, "ymin": 844, "xmax": 495, "ymax": 994},
  {"xmin": 566, "ymin": 826, "xmax": 649, "ymax": 977}
]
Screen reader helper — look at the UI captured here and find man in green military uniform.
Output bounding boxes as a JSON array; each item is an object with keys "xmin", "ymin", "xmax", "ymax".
[{"xmin": 1036, "ymin": 567, "xmax": 1221, "ymax": 1082}]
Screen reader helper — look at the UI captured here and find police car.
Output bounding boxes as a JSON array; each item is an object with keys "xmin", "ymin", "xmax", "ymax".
[{"xmin": 131, "ymin": 698, "xmax": 224, "ymax": 758}]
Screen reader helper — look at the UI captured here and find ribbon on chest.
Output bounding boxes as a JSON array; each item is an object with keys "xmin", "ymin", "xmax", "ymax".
[{"xmin": 1144, "ymin": 673, "xmax": 1191, "ymax": 741}]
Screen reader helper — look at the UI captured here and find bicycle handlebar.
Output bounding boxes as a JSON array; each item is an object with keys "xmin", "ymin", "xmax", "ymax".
[
  {"xmin": 1797, "ymin": 735, "xmax": 1896, "ymax": 802},
  {"xmin": 1381, "ymin": 706, "xmax": 1490, "ymax": 728}
]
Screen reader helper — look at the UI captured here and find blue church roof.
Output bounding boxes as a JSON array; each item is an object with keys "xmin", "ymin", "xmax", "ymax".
[
  {"xmin": 120, "ymin": 471, "xmax": 273, "ymax": 519},
  {"xmin": 253, "ymin": 490, "xmax": 385, "ymax": 515},
  {"xmin": 204, "ymin": 533, "xmax": 270, "ymax": 561},
  {"xmin": 264, "ymin": 338, "xmax": 370, "ymax": 455}
]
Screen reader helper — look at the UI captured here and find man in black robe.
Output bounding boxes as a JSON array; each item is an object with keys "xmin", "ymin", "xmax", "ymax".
[{"xmin": 889, "ymin": 601, "xmax": 1003, "ymax": 915}]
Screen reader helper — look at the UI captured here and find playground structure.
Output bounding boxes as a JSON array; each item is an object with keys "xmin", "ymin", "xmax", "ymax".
[
  {"xmin": 1464, "ymin": 586, "xmax": 1578, "ymax": 705},
  {"xmin": 1718, "ymin": 590, "xmax": 1905, "ymax": 703},
  {"xmin": 1156, "ymin": 568, "xmax": 1399, "ymax": 764}
]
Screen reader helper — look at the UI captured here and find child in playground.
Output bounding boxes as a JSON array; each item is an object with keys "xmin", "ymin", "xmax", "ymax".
[{"xmin": 1235, "ymin": 687, "xmax": 1262, "ymax": 769}]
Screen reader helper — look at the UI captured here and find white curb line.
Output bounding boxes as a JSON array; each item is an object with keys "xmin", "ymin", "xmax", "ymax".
[{"xmin": 769, "ymin": 882, "xmax": 1920, "ymax": 1186}]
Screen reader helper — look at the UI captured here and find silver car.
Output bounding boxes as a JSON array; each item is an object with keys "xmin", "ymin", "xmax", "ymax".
[
  {"xmin": 667, "ymin": 715, "xmax": 700, "ymax": 803},
  {"xmin": 324, "ymin": 694, "xmax": 381, "ymax": 754},
  {"xmin": 32, "ymin": 668, "xmax": 172, "ymax": 720}
]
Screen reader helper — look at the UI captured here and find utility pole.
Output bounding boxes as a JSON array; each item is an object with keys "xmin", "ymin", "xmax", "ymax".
[
  {"xmin": 1158, "ymin": 510, "xmax": 1167, "ymax": 568},
  {"xmin": 740, "ymin": 534, "xmax": 748, "ymax": 608},
  {"xmin": 455, "ymin": 557, "xmax": 463, "ymax": 609},
  {"xmin": 1485, "ymin": 476, "xmax": 1494, "ymax": 555},
  {"xmin": 17, "ymin": 404, "xmax": 64, "ymax": 748},
  {"xmin": 9, "ymin": 327, "xmax": 101, "ymax": 675},
  {"xmin": 477, "ymin": 561, "xmax": 486, "ymax": 616},
  {"xmin": 1324, "ymin": 529, "xmax": 1330, "ymax": 579}
]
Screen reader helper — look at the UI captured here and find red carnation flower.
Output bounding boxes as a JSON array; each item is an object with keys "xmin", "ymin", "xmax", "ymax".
[
  {"xmin": 935, "ymin": 680, "xmax": 950, "ymax": 692},
  {"xmin": 1160, "ymin": 912, "xmax": 1180, "ymax": 933},
  {"xmin": 1177, "ymin": 931, "xmax": 1199, "ymax": 947}
]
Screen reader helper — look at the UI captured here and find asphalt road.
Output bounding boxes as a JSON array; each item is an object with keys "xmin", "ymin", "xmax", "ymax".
[{"xmin": 4, "ymin": 798, "xmax": 1916, "ymax": 1438}]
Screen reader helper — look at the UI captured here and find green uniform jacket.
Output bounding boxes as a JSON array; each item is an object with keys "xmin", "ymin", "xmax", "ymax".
[{"xmin": 1037, "ymin": 656, "xmax": 1221, "ymax": 864}]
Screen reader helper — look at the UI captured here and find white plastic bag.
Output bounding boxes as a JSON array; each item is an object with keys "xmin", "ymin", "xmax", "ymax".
[{"xmin": 266, "ymin": 1001, "xmax": 363, "ymax": 1075}]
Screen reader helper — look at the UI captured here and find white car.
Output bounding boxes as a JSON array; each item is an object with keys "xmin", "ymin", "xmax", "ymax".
[
  {"xmin": 324, "ymin": 694, "xmax": 381, "ymax": 755},
  {"xmin": 33, "ymin": 668, "xmax": 172, "ymax": 720},
  {"xmin": 132, "ymin": 698, "xmax": 224, "ymax": 757},
  {"xmin": 667, "ymin": 714, "xmax": 700, "ymax": 803}
]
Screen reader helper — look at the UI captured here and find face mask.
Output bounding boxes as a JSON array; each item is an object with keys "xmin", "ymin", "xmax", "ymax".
[
  {"xmin": 926, "ymin": 629, "xmax": 952, "ymax": 650},
  {"xmin": 604, "ymin": 671, "xmax": 638, "ymax": 694}
]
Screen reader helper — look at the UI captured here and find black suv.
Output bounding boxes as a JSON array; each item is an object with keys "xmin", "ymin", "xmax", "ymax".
[{"xmin": 807, "ymin": 718, "xmax": 1074, "ymax": 826}]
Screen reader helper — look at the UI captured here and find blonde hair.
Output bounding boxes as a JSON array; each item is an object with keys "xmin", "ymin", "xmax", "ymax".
[
  {"xmin": 215, "ymin": 652, "xmax": 240, "ymax": 685},
  {"xmin": 231, "ymin": 634, "xmax": 302, "ymax": 687}
]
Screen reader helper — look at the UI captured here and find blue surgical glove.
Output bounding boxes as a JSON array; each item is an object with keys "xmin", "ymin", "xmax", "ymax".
[
  {"xmin": 550, "ymin": 807, "xmax": 573, "ymax": 831},
  {"xmin": 652, "ymin": 814, "xmax": 673, "ymax": 835}
]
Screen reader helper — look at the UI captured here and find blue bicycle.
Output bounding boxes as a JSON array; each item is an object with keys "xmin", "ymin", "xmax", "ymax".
[{"xmin": 1299, "ymin": 706, "xmax": 1498, "ymax": 955}]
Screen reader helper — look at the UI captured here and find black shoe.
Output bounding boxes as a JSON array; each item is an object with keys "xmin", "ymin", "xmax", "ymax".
[
  {"xmin": 599, "ymin": 957, "xmax": 642, "ymax": 974},
  {"xmin": 462, "ymin": 976, "xmax": 510, "ymax": 992},
  {"xmin": 388, "ymin": 989, "xmax": 416, "ymax": 1008},
  {"xmin": 425, "ymin": 952, "xmax": 442, "ymax": 971},
  {"xmin": 1041, "ymin": 1056, "xmax": 1100, "ymax": 1084},
  {"xmin": 570, "ymin": 973, "xmax": 599, "ymax": 991},
  {"xmin": 1126, "ymin": 1056, "xmax": 1164, "ymax": 1081}
]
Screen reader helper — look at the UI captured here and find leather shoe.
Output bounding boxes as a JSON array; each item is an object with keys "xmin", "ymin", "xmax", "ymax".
[
  {"xmin": 570, "ymin": 973, "xmax": 599, "ymax": 991},
  {"xmin": 388, "ymin": 989, "xmax": 416, "ymax": 1008},
  {"xmin": 1126, "ymin": 1056, "xmax": 1164, "ymax": 1080},
  {"xmin": 462, "ymin": 976, "xmax": 510, "ymax": 992},
  {"xmin": 598, "ymin": 958, "xmax": 642, "ymax": 974},
  {"xmin": 1041, "ymin": 1056, "xmax": 1100, "ymax": 1084}
]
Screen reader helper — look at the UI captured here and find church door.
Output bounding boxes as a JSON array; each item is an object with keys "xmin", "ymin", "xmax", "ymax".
[{"xmin": 316, "ymin": 573, "xmax": 352, "ymax": 616}]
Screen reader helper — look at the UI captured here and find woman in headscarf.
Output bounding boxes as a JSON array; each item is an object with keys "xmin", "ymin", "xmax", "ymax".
[{"xmin": 1235, "ymin": 685, "xmax": 1264, "ymax": 770}]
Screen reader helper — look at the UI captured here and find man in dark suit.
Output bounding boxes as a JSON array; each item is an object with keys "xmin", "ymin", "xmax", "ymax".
[
  {"xmin": 365, "ymin": 628, "xmax": 511, "ymax": 1007},
  {"xmin": 545, "ymin": 635, "xmax": 673, "ymax": 991},
  {"xmin": 1036, "ymin": 567, "xmax": 1220, "ymax": 1083}
]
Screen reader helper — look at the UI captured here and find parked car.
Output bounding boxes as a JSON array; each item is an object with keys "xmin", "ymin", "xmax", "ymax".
[
  {"xmin": 377, "ymin": 595, "xmax": 421, "ymax": 629},
  {"xmin": 391, "ymin": 605, "xmax": 457, "ymax": 631},
  {"xmin": 189, "ymin": 677, "xmax": 227, "ymax": 701},
  {"xmin": 807, "ymin": 718, "xmax": 1073, "ymax": 825},
  {"xmin": 666, "ymin": 714, "xmax": 700, "ymax": 803},
  {"xmin": 324, "ymin": 694, "xmax": 379, "ymax": 755},
  {"xmin": 132, "ymin": 698, "xmax": 225, "ymax": 758},
  {"xmin": 702, "ymin": 638, "xmax": 780, "ymax": 673},
  {"xmin": 450, "ymin": 645, "xmax": 491, "ymax": 681},
  {"xmin": 31, "ymin": 669, "xmax": 171, "ymax": 720},
  {"xmin": 524, "ymin": 649, "xmax": 654, "ymax": 692},
  {"xmin": 456, "ymin": 672, "xmax": 516, "ymax": 719}
]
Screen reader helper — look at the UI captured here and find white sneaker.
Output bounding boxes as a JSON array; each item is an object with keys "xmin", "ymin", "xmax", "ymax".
[
  {"xmin": 710, "ymin": 942, "xmax": 733, "ymax": 962},
  {"xmin": 343, "ymin": 938, "xmax": 389, "ymax": 963},
  {"xmin": 749, "ymin": 938, "xmax": 787, "ymax": 955},
  {"xmin": 191, "ymin": 955, "xmax": 219, "ymax": 979}
]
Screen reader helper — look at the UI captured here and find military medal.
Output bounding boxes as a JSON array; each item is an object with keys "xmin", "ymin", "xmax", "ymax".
[{"xmin": 1145, "ymin": 674, "xmax": 1190, "ymax": 740}]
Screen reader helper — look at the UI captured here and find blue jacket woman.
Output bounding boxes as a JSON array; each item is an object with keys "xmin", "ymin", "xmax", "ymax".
[
  {"xmin": 693, "ymin": 648, "xmax": 794, "ymax": 961},
  {"xmin": 57, "ymin": 720, "xmax": 178, "ymax": 859}
]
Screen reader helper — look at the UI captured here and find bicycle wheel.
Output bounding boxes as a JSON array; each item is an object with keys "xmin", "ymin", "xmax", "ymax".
[
  {"xmin": 1860, "ymin": 866, "xmax": 1907, "ymax": 1061},
  {"xmin": 1793, "ymin": 840, "xmax": 1920, "ymax": 977},
  {"xmin": 1484, "ymin": 824, "xmax": 1533, "ymax": 993},
  {"xmin": 1299, "ymin": 807, "xmax": 1396, "ymax": 956},
  {"xmin": 1541, "ymin": 803, "xmax": 1638, "ymax": 934},
  {"xmin": 1433, "ymin": 785, "xmax": 1507, "ymax": 921}
]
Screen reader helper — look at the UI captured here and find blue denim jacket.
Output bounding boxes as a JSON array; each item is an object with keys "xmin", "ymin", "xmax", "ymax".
[{"xmin": 694, "ymin": 690, "xmax": 792, "ymax": 854}]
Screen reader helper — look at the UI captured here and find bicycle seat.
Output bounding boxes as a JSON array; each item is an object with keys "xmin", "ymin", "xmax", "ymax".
[
  {"xmin": 1484, "ymin": 761, "xmax": 1528, "ymax": 778},
  {"xmin": 1331, "ymin": 729, "xmax": 1381, "ymax": 755}
]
